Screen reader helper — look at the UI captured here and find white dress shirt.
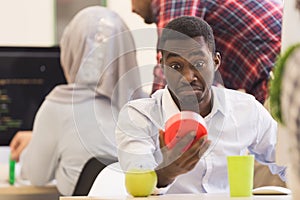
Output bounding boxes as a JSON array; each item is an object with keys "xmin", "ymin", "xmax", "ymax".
[{"xmin": 116, "ymin": 86, "xmax": 286, "ymax": 194}]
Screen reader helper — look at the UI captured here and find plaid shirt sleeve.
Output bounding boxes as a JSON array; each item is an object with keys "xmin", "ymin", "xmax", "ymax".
[{"xmin": 151, "ymin": 0, "xmax": 283, "ymax": 104}]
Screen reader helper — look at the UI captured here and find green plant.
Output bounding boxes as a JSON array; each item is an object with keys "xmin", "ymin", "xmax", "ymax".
[{"xmin": 269, "ymin": 43, "xmax": 300, "ymax": 124}]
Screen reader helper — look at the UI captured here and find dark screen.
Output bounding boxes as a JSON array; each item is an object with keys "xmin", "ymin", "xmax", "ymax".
[{"xmin": 0, "ymin": 47, "xmax": 67, "ymax": 146}]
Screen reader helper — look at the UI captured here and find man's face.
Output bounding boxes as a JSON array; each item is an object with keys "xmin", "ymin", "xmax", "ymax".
[
  {"xmin": 162, "ymin": 36, "xmax": 220, "ymax": 111},
  {"xmin": 131, "ymin": 0, "xmax": 155, "ymax": 24}
]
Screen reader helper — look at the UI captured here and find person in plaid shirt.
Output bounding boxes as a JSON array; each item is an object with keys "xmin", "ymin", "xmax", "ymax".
[{"xmin": 132, "ymin": 0, "xmax": 283, "ymax": 104}]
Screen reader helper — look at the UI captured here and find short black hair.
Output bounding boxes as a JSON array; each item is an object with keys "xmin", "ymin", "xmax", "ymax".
[{"xmin": 158, "ymin": 16, "xmax": 216, "ymax": 53}]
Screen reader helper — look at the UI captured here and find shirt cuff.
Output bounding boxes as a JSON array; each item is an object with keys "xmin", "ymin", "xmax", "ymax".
[{"xmin": 152, "ymin": 179, "xmax": 176, "ymax": 195}]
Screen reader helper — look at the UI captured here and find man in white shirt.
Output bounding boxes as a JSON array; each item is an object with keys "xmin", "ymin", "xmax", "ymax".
[{"xmin": 116, "ymin": 16, "xmax": 286, "ymax": 193}]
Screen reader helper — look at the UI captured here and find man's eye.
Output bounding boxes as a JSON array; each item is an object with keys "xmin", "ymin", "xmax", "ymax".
[
  {"xmin": 194, "ymin": 61, "xmax": 205, "ymax": 69},
  {"xmin": 170, "ymin": 64, "xmax": 182, "ymax": 70}
]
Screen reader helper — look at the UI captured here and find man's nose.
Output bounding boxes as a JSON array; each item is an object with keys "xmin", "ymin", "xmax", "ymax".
[{"xmin": 183, "ymin": 67, "xmax": 198, "ymax": 83}]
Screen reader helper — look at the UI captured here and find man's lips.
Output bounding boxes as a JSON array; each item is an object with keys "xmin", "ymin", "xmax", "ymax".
[
  {"xmin": 177, "ymin": 85, "xmax": 203, "ymax": 93},
  {"xmin": 175, "ymin": 86, "xmax": 204, "ymax": 98}
]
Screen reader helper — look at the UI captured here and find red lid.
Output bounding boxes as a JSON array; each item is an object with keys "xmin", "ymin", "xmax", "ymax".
[{"xmin": 164, "ymin": 111, "xmax": 207, "ymax": 150}]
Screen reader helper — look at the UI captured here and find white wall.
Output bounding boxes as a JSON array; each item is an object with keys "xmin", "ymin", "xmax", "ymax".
[
  {"xmin": 0, "ymin": 0, "xmax": 157, "ymax": 94},
  {"xmin": 107, "ymin": 0, "xmax": 157, "ymax": 94},
  {"xmin": 0, "ymin": 0, "xmax": 55, "ymax": 46},
  {"xmin": 281, "ymin": 0, "xmax": 300, "ymax": 52}
]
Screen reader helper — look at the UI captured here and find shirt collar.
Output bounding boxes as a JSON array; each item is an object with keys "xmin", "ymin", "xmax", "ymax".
[
  {"xmin": 210, "ymin": 86, "xmax": 227, "ymax": 118},
  {"xmin": 162, "ymin": 86, "xmax": 228, "ymax": 125},
  {"xmin": 162, "ymin": 87, "xmax": 180, "ymax": 125}
]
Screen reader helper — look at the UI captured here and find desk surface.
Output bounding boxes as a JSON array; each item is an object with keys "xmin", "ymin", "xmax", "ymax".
[
  {"xmin": 0, "ymin": 147, "xmax": 59, "ymax": 200},
  {"xmin": 61, "ymin": 193, "xmax": 292, "ymax": 200},
  {"xmin": 0, "ymin": 185, "xmax": 59, "ymax": 200}
]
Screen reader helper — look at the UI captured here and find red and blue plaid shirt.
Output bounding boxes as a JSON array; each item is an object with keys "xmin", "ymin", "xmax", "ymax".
[{"xmin": 151, "ymin": 0, "xmax": 283, "ymax": 104}]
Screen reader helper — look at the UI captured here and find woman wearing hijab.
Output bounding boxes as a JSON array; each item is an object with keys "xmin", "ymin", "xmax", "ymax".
[{"xmin": 10, "ymin": 6, "xmax": 144, "ymax": 195}]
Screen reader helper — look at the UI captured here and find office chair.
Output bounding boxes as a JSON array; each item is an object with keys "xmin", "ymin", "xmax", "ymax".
[{"xmin": 72, "ymin": 157, "xmax": 107, "ymax": 196}]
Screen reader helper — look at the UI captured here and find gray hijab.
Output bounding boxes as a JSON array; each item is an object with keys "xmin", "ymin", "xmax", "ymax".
[{"xmin": 48, "ymin": 6, "xmax": 144, "ymax": 110}]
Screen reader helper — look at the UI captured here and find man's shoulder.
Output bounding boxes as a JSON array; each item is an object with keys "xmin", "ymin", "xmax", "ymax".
[
  {"xmin": 120, "ymin": 90, "xmax": 165, "ymax": 128},
  {"xmin": 214, "ymin": 87, "xmax": 259, "ymax": 109},
  {"xmin": 214, "ymin": 87, "xmax": 269, "ymax": 120},
  {"xmin": 126, "ymin": 89, "xmax": 164, "ymax": 111},
  {"xmin": 127, "ymin": 97, "xmax": 158, "ymax": 109},
  {"xmin": 215, "ymin": 87, "xmax": 256, "ymax": 101}
]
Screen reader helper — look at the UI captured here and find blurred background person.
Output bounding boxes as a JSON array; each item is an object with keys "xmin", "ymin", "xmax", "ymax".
[
  {"xmin": 10, "ymin": 6, "xmax": 145, "ymax": 195},
  {"xmin": 131, "ymin": 0, "xmax": 283, "ymax": 104}
]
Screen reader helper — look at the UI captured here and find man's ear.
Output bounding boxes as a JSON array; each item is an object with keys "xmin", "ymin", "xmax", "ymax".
[
  {"xmin": 160, "ymin": 57, "xmax": 164, "ymax": 68},
  {"xmin": 214, "ymin": 52, "xmax": 221, "ymax": 71}
]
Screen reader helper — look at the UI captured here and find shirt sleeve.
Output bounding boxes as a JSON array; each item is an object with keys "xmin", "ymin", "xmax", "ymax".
[
  {"xmin": 248, "ymin": 100, "xmax": 286, "ymax": 181},
  {"xmin": 116, "ymin": 104, "xmax": 176, "ymax": 194},
  {"xmin": 116, "ymin": 105, "xmax": 160, "ymax": 172},
  {"xmin": 20, "ymin": 104, "xmax": 59, "ymax": 185}
]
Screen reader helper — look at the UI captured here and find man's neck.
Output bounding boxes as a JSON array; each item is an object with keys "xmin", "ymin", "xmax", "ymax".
[{"xmin": 180, "ymin": 91, "xmax": 213, "ymax": 118}]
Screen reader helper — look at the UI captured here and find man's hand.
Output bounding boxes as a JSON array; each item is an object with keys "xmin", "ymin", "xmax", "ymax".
[
  {"xmin": 155, "ymin": 129, "xmax": 211, "ymax": 187},
  {"xmin": 10, "ymin": 131, "xmax": 32, "ymax": 162}
]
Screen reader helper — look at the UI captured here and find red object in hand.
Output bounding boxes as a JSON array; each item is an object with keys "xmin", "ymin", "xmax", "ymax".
[{"xmin": 164, "ymin": 111, "xmax": 207, "ymax": 150}]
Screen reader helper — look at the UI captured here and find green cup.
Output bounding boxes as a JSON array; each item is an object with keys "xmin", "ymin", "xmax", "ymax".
[{"xmin": 227, "ymin": 155, "xmax": 254, "ymax": 197}]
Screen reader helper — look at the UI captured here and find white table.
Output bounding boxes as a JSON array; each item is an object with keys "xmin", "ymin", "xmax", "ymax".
[{"xmin": 61, "ymin": 193, "xmax": 292, "ymax": 200}]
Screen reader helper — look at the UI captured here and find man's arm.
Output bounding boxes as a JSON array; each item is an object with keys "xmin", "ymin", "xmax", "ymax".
[
  {"xmin": 248, "ymin": 100, "xmax": 286, "ymax": 181},
  {"xmin": 116, "ymin": 104, "xmax": 210, "ymax": 189},
  {"xmin": 155, "ymin": 130, "xmax": 210, "ymax": 187},
  {"xmin": 116, "ymin": 105, "xmax": 159, "ymax": 172}
]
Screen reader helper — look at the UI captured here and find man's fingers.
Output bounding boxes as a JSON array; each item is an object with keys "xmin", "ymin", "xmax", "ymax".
[
  {"xmin": 179, "ymin": 139, "xmax": 211, "ymax": 170},
  {"xmin": 180, "ymin": 137, "xmax": 205, "ymax": 160},
  {"xmin": 171, "ymin": 131, "xmax": 196, "ymax": 157},
  {"xmin": 159, "ymin": 129, "xmax": 166, "ymax": 148},
  {"xmin": 198, "ymin": 140, "xmax": 211, "ymax": 158}
]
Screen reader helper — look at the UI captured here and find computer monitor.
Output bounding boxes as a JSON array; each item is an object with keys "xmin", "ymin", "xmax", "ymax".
[{"xmin": 0, "ymin": 46, "xmax": 67, "ymax": 146}]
